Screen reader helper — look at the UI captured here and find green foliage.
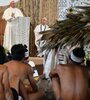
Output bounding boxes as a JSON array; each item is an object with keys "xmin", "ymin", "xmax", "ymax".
[
  {"xmin": 85, "ymin": 51, "xmax": 90, "ymax": 60},
  {"xmin": 4, "ymin": 47, "xmax": 9, "ymax": 54}
]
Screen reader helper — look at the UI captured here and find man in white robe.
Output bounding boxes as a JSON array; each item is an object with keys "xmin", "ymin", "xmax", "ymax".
[
  {"xmin": 2, "ymin": 1, "xmax": 24, "ymax": 51},
  {"xmin": 34, "ymin": 17, "xmax": 50, "ymax": 57},
  {"xmin": 34, "ymin": 17, "xmax": 56, "ymax": 79}
]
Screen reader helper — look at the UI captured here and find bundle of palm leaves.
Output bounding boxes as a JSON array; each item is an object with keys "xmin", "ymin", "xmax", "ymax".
[{"xmin": 40, "ymin": 6, "xmax": 90, "ymax": 50}]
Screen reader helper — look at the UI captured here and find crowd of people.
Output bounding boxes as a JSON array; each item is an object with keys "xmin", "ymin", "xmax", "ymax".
[
  {"xmin": 0, "ymin": 43, "xmax": 89, "ymax": 100},
  {"xmin": 1, "ymin": 1, "xmax": 90, "ymax": 100},
  {"xmin": 0, "ymin": 44, "xmax": 45, "ymax": 100}
]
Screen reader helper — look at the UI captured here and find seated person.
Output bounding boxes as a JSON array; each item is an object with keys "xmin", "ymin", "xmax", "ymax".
[
  {"xmin": 50, "ymin": 47, "xmax": 89, "ymax": 100},
  {"xmin": 4, "ymin": 44, "xmax": 45, "ymax": 100},
  {"xmin": 0, "ymin": 45, "xmax": 13, "ymax": 100}
]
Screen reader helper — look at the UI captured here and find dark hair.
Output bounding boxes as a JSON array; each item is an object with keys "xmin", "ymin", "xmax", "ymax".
[
  {"xmin": 11, "ymin": 44, "xmax": 28, "ymax": 61},
  {"xmin": 6, "ymin": 52, "xmax": 12, "ymax": 61},
  {"xmin": 73, "ymin": 47, "xmax": 85, "ymax": 58},
  {"xmin": 86, "ymin": 60, "xmax": 90, "ymax": 67},
  {"xmin": 70, "ymin": 47, "xmax": 85, "ymax": 64},
  {"xmin": 0, "ymin": 45, "xmax": 7, "ymax": 64}
]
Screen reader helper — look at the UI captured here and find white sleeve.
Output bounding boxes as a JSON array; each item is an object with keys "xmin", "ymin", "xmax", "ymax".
[
  {"xmin": 16, "ymin": 8, "xmax": 24, "ymax": 17},
  {"xmin": 34, "ymin": 26, "xmax": 38, "ymax": 33},
  {"xmin": 2, "ymin": 9, "xmax": 13, "ymax": 21},
  {"xmin": 18, "ymin": 9, "xmax": 24, "ymax": 17},
  {"xmin": 34, "ymin": 25, "xmax": 41, "ymax": 33},
  {"xmin": 46, "ymin": 25, "xmax": 51, "ymax": 30}
]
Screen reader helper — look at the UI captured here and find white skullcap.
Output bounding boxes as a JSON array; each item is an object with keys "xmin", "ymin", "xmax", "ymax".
[
  {"xmin": 10, "ymin": 0, "xmax": 19, "ymax": 3},
  {"xmin": 10, "ymin": 0, "xmax": 15, "ymax": 3}
]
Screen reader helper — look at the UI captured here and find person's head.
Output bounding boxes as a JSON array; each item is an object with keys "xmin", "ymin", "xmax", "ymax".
[
  {"xmin": 11, "ymin": 44, "xmax": 28, "ymax": 61},
  {"xmin": 41, "ymin": 17, "xmax": 48, "ymax": 25},
  {"xmin": 69, "ymin": 47, "xmax": 85, "ymax": 64},
  {"xmin": 10, "ymin": 1, "xmax": 16, "ymax": 8},
  {"xmin": 0, "ymin": 45, "xmax": 7, "ymax": 64}
]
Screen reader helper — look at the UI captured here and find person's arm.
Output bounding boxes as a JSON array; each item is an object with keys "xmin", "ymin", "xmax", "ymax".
[
  {"xmin": 2, "ymin": 67, "xmax": 13, "ymax": 100},
  {"xmin": 50, "ymin": 69, "xmax": 61, "ymax": 100},
  {"xmin": 51, "ymin": 76, "xmax": 61, "ymax": 100},
  {"xmin": 19, "ymin": 80, "xmax": 29, "ymax": 100},
  {"xmin": 0, "ymin": 71, "xmax": 6, "ymax": 100},
  {"xmin": 27, "ymin": 66, "xmax": 38, "ymax": 92},
  {"xmin": 2, "ymin": 9, "xmax": 14, "ymax": 21}
]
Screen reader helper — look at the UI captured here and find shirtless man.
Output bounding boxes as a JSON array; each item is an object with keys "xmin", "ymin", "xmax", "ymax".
[
  {"xmin": 50, "ymin": 47, "xmax": 89, "ymax": 100},
  {"xmin": 0, "ymin": 65, "xmax": 14, "ymax": 100},
  {"xmin": 4, "ymin": 44, "xmax": 44, "ymax": 100},
  {"xmin": 0, "ymin": 45, "xmax": 13, "ymax": 100}
]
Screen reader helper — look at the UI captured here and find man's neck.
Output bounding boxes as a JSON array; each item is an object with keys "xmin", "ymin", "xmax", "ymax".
[
  {"xmin": 10, "ymin": 6, "xmax": 15, "ymax": 9},
  {"xmin": 41, "ymin": 24, "xmax": 46, "ymax": 26}
]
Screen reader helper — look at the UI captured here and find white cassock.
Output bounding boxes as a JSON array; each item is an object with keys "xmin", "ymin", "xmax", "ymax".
[
  {"xmin": 2, "ymin": 7, "xmax": 24, "ymax": 51},
  {"xmin": 34, "ymin": 24, "xmax": 56, "ymax": 79},
  {"xmin": 34, "ymin": 24, "xmax": 50, "ymax": 56}
]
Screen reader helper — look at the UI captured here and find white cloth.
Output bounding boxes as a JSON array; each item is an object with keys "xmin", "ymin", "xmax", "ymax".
[
  {"xmin": 34, "ymin": 24, "xmax": 55, "ymax": 78},
  {"xmin": 18, "ymin": 96, "xmax": 23, "ymax": 100},
  {"xmin": 34, "ymin": 24, "xmax": 50, "ymax": 56},
  {"xmin": 2, "ymin": 7, "xmax": 24, "ymax": 51},
  {"xmin": 43, "ymin": 49, "xmax": 56, "ymax": 78},
  {"xmin": 57, "ymin": 46, "xmax": 69, "ymax": 64},
  {"xmin": 34, "ymin": 24, "xmax": 50, "ymax": 45}
]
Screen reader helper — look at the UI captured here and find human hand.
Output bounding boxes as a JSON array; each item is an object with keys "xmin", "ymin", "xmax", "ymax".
[{"xmin": 11, "ymin": 13, "xmax": 15, "ymax": 18}]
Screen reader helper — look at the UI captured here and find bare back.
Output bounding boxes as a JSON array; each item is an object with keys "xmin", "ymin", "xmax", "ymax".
[
  {"xmin": 4, "ymin": 60, "xmax": 32, "ymax": 92},
  {"xmin": 56, "ymin": 64, "xmax": 89, "ymax": 100},
  {"xmin": 0, "ymin": 65, "xmax": 13, "ymax": 100}
]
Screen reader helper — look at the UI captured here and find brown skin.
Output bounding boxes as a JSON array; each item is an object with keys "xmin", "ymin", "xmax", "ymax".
[
  {"xmin": 50, "ymin": 64, "xmax": 89, "ymax": 100},
  {"xmin": 86, "ymin": 65, "xmax": 90, "ymax": 99},
  {"xmin": 19, "ymin": 79, "xmax": 45, "ymax": 100},
  {"xmin": 0, "ymin": 65, "xmax": 13, "ymax": 100},
  {"xmin": 4, "ymin": 60, "xmax": 45, "ymax": 100},
  {"xmin": 28, "ymin": 91, "xmax": 45, "ymax": 100},
  {"xmin": 19, "ymin": 80, "xmax": 29, "ymax": 100}
]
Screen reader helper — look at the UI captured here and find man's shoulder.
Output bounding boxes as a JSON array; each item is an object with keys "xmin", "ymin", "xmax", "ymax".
[
  {"xmin": 0, "ymin": 64, "xmax": 7, "ymax": 68},
  {"xmin": 18, "ymin": 61, "xmax": 31, "ymax": 68},
  {"xmin": 0, "ymin": 64, "xmax": 8, "ymax": 72},
  {"xmin": 4, "ymin": 7, "xmax": 11, "ymax": 12},
  {"xmin": 34, "ymin": 24, "xmax": 41, "ymax": 32},
  {"xmin": 56, "ymin": 64, "xmax": 83, "ymax": 70},
  {"xmin": 15, "ymin": 8, "xmax": 21, "ymax": 11},
  {"xmin": 46, "ymin": 24, "xmax": 49, "ymax": 27},
  {"xmin": 35, "ymin": 24, "xmax": 41, "ymax": 28}
]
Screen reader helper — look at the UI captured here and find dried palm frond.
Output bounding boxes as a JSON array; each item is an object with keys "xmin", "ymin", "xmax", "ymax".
[{"xmin": 40, "ymin": 6, "xmax": 90, "ymax": 50}]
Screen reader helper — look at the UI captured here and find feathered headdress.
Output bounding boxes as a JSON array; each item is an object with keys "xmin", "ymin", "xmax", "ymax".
[{"xmin": 41, "ymin": 6, "xmax": 90, "ymax": 50}]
